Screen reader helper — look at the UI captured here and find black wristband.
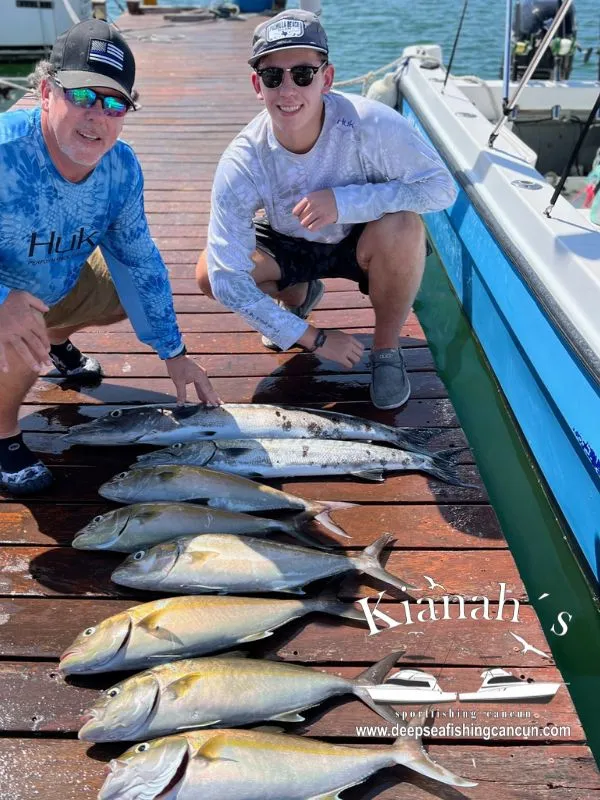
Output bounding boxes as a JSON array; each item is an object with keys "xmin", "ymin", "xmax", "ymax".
[
  {"xmin": 305, "ymin": 328, "xmax": 327, "ymax": 353},
  {"xmin": 165, "ymin": 344, "xmax": 187, "ymax": 360}
]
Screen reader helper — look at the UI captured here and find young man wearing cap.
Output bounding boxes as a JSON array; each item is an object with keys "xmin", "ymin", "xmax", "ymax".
[
  {"xmin": 197, "ymin": 9, "xmax": 456, "ymax": 410},
  {"xmin": 0, "ymin": 20, "xmax": 220, "ymax": 496}
]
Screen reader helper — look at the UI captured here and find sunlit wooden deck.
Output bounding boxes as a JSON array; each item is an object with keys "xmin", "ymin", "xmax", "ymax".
[{"xmin": 1, "ymin": 9, "xmax": 598, "ymax": 799}]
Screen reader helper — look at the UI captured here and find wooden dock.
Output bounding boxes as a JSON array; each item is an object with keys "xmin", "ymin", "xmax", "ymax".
[{"xmin": 1, "ymin": 10, "xmax": 598, "ymax": 799}]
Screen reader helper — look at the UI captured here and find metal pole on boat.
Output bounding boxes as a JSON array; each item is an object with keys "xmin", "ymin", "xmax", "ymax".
[
  {"xmin": 543, "ymin": 89, "xmax": 600, "ymax": 217},
  {"xmin": 502, "ymin": 0, "xmax": 514, "ymax": 112},
  {"xmin": 488, "ymin": 0, "xmax": 575, "ymax": 147},
  {"xmin": 442, "ymin": 0, "xmax": 469, "ymax": 94}
]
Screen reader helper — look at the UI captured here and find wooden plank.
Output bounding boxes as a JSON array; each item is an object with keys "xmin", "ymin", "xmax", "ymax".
[
  {"xmin": 168, "ymin": 291, "xmax": 374, "ymax": 312},
  {"xmin": 25, "ymin": 372, "xmax": 449, "ymax": 406},
  {"xmin": 17, "ymin": 400, "xmax": 462, "ymax": 432},
  {"xmin": 0, "ymin": 599, "xmax": 548, "ymax": 667},
  {"xmin": 0, "ymin": 739, "xmax": 596, "ymax": 800},
  {"xmin": 0, "ymin": 466, "xmax": 485, "ymax": 504},
  {"xmin": 0, "ymin": 662, "xmax": 579, "ymax": 740},
  {"xmin": 0, "ymin": 504, "xmax": 501, "ymax": 548},
  {"xmin": 0, "ymin": 548, "xmax": 522, "ymax": 600}
]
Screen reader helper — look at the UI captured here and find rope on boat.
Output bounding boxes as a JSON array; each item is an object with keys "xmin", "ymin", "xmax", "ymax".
[{"xmin": 332, "ymin": 55, "xmax": 405, "ymax": 94}]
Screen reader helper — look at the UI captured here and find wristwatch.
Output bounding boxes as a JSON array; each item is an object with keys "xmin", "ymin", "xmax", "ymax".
[
  {"xmin": 305, "ymin": 328, "xmax": 327, "ymax": 352},
  {"xmin": 165, "ymin": 344, "xmax": 187, "ymax": 360}
]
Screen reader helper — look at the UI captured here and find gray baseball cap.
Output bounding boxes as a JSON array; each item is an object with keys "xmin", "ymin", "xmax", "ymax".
[{"xmin": 248, "ymin": 10, "xmax": 328, "ymax": 67}]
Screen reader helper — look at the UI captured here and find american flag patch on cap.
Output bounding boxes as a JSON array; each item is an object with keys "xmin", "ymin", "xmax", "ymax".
[{"xmin": 88, "ymin": 39, "xmax": 125, "ymax": 72}]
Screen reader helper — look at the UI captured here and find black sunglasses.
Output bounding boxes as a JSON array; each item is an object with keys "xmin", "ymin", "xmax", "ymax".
[
  {"xmin": 54, "ymin": 78, "xmax": 132, "ymax": 117},
  {"xmin": 255, "ymin": 62, "xmax": 327, "ymax": 89}
]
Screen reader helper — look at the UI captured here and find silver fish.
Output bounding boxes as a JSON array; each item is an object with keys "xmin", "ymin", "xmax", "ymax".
[
  {"xmin": 78, "ymin": 651, "xmax": 405, "ymax": 742},
  {"xmin": 133, "ymin": 437, "xmax": 466, "ymax": 485},
  {"xmin": 72, "ymin": 502, "xmax": 336, "ymax": 552},
  {"xmin": 98, "ymin": 465, "xmax": 354, "ymax": 538},
  {"xmin": 98, "ymin": 727, "xmax": 477, "ymax": 799},
  {"xmin": 59, "ymin": 590, "xmax": 363, "ymax": 676},
  {"xmin": 63, "ymin": 403, "xmax": 428, "ymax": 451},
  {"xmin": 111, "ymin": 532, "xmax": 414, "ymax": 595}
]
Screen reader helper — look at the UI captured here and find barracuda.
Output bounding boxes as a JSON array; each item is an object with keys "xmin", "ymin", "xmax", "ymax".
[
  {"xmin": 97, "ymin": 727, "xmax": 477, "ymax": 799},
  {"xmin": 110, "ymin": 532, "xmax": 414, "ymax": 595},
  {"xmin": 97, "ymin": 465, "xmax": 355, "ymax": 538},
  {"xmin": 78, "ymin": 651, "xmax": 405, "ymax": 742},
  {"xmin": 72, "ymin": 502, "xmax": 338, "ymax": 552},
  {"xmin": 133, "ymin": 437, "xmax": 468, "ymax": 486},
  {"xmin": 63, "ymin": 403, "xmax": 429, "ymax": 451},
  {"xmin": 59, "ymin": 591, "xmax": 363, "ymax": 676}
]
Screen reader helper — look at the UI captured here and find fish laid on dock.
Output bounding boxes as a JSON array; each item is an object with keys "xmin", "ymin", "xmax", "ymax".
[
  {"xmin": 63, "ymin": 402, "xmax": 429, "ymax": 451},
  {"xmin": 78, "ymin": 651, "xmax": 405, "ymax": 742},
  {"xmin": 134, "ymin": 437, "xmax": 467, "ymax": 485},
  {"xmin": 97, "ymin": 727, "xmax": 477, "ymax": 799},
  {"xmin": 72, "ymin": 502, "xmax": 335, "ymax": 552},
  {"xmin": 97, "ymin": 465, "xmax": 354, "ymax": 538},
  {"xmin": 59, "ymin": 590, "xmax": 363, "ymax": 676},
  {"xmin": 111, "ymin": 532, "xmax": 414, "ymax": 595}
]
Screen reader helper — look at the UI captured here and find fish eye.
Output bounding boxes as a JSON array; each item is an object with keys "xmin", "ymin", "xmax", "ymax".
[
  {"xmin": 172, "ymin": 443, "xmax": 183, "ymax": 450},
  {"xmin": 107, "ymin": 687, "xmax": 121, "ymax": 698},
  {"xmin": 93, "ymin": 515, "xmax": 104, "ymax": 523},
  {"xmin": 116, "ymin": 472, "xmax": 128, "ymax": 479},
  {"xmin": 83, "ymin": 627, "xmax": 96, "ymax": 636},
  {"xmin": 110, "ymin": 409, "xmax": 123, "ymax": 418},
  {"xmin": 136, "ymin": 742, "xmax": 150, "ymax": 752},
  {"xmin": 133, "ymin": 550, "xmax": 146, "ymax": 561}
]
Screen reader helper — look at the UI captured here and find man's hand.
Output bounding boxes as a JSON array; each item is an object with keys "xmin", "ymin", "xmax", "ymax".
[
  {"xmin": 293, "ymin": 189, "xmax": 338, "ymax": 232},
  {"xmin": 298, "ymin": 327, "xmax": 364, "ymax": 369},
  {"xmin": 0, "ymin": 290, "xmax": 50, "ymax": 373},
  {"xmin": 165, "ymin": 354, "xmax": 222, "ymax": 406}
]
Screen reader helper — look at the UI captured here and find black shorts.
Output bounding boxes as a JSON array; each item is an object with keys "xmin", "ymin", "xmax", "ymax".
[
  {"xmin": 254, "ymin": 218, "xmax": 432, "ymax": 296},
  {"xmin": 254, "ymin": 218, "xmax": 370, "ymax": 295}
]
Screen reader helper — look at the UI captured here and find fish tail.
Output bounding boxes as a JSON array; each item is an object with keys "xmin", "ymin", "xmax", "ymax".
[
  {"xmin": 355, "ymin": 533, "xmax": 415, "ymax": 591},
  {"xmin": 355, "ymin": 650, "xmax": 405, "ymax": 685},
  {"xmin": 434, "ymin": 446, "xmax": 472, "ymax": 463},
  {"xmin": 280, "ymin": 518, "xmax": 338, "ymax": 551},
  {"xmin": 427, "ymin": 453, "xmax": 477, "ymax": 488},
  {"xmin": 392, "ymin": 727, "xmax": 477, "ymax": 787},
  {"xmin": 310, "ymin": 500, "xmax": 355, "ymax": 539},
  {"xmin": 390, "ymin": 427, "xmax": 430, "ymax": 453},
  {"xmin": 314, "ymin": 584, "xmax": 364, "ymax": 621}
]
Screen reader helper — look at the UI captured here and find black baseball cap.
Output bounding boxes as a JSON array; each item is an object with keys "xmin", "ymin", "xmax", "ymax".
[
  {"xmin": 249, "ymin": 9, "xmax": 328, "ymax": 67},
  {"xmin": 50, "ymin": 20, "xmax": 135, "ymax": 105}
]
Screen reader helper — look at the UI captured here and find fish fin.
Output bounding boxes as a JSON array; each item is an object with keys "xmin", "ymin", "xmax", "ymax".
[
  {"xmin": 237, "ymin": 629, "xmax": 275, "ymax": 643},
  {"xmin": 185, "ymin": 550, "xmax": 221, "ymax": 566},
  {"xmin": 391, "ymin": 427, "xmax": 430, "ymax": 452},
  {"xmin": 355, "ymin": 650, "xmax": 405, "ymax": 685},
  {"xmin": 392, "ymin": 721, "xmax": 477, "ymax": 787},
  {"xmin": 213, "ymin": 650, "xmax": 249, "ymax": 659},
  {"xmin": 354, "ymin": 533, "xmax": 416, "ymax": 591},
  {"xmin": 269, "ymin": 711, "xmax": 305, "ymax": 722},
  {"xmin": 165, "ymin": 674, "xmax": 203, "ymax": 700},
  {"xmin": 284, "ymin": 518, "xmax": 339, "ymax": 550},
  {"xmin": 314, "ymin": 585, "xmax": 364, "ymax": 622},
  {"xmin": 350, "ymin": 469, "xmax": 385, "ymax": 482},
  {"xmin": 434, "ymin": 446, "xmax": 471, "ymax": 463},
  {"xmin": 427, "ymin": 453, "xmax": 477, "ymax": 488},
  {"xmin": 138, "ymin": 612, "xmax": 186, "ymax": 645},
  {"xmin": 310, "ymin": 501, "xmax": 355, "ymax": 539},
  {"xmin": 353, "ymin": 689, "xmax": 402, "ymax": 726},
  {"xmin": 306, "ymin": 784, "xmax": 359, "ymax": 800},
  {"xmin": 176, "ymin": 720, "xmax": 221, "ymax": 730},
  {"xmin": 251, "ymin": 725, "xmax": 286, "ymax": 734}
]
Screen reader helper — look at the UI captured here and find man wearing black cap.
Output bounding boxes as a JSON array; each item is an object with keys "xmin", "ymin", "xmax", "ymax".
[
  {"xmin": 0, "ymin": 20, "xmax": 220, "ymax": 496},
  {"xmin": 197, "ymin": 9, "xmax": 455, "ymax": 410}
]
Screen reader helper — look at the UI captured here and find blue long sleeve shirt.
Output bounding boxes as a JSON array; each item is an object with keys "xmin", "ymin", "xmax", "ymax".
[{"xmin": 0, "ymin": 107, "xmax": 183, "ymax": 359}]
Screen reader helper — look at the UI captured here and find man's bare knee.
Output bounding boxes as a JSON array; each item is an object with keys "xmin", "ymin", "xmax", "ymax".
[{"xmin": 195, "ymin": 251, "xmax": 215, "ymax": 298}]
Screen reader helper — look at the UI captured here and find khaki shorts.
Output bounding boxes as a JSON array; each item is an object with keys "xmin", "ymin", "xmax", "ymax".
[{"xmin": 44, "ymin": 248, "xmax": 126, "ymax": 330}]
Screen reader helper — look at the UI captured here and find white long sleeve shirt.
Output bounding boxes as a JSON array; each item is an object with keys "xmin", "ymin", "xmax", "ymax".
[{"xmin": 207, "ymin": 90, "xmax": 456, "ymax": 350}]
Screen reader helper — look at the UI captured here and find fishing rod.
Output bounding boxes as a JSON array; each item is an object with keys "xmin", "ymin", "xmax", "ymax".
[
  {"xmin": 442, "ymin": 0, "xmax": 469, "ymax": 94},
  {"xmin": 544, "ymin": 88, "xmax": 600, "ymax": 218},
  {"xmin": 488, "ymin": 0, "xmax": 575, "ymax": 147},
  {"xmin": 502, "ymin": 0, "xmax": 514, "ymax": 112}
]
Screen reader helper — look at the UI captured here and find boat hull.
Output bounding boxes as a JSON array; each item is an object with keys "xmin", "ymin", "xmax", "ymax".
[{"xmin": 459, "ymin": 684, "xmax": 560, "ymax": 702}]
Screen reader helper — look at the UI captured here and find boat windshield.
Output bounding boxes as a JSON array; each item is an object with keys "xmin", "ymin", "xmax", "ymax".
[
  {"xmin": 388, "ymin": 678, "xmax": 433, "ymax": 688},
  {"xmin": 486, "ymin": 676, "xmax": 523, "ymax": 685}
]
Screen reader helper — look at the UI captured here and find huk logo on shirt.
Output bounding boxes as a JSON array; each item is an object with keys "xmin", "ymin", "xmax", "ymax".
[{"xmin": 28, "ymin": 228, "xmax": 98, "ymax": 258}]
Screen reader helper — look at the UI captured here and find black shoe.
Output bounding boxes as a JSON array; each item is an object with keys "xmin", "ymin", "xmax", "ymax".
[
  {"xmin": 49, "ymin": 340, "xmax": 103, "ymax": 379},
  {"xmin": 0, "ymin": 434, "xmax": 53, "ymax": 495}
]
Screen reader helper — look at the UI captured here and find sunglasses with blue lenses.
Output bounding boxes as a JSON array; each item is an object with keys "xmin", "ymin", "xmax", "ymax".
[
  {"xmin": 255, "ymin": 62, "xmax": 327, "ymax": 89},
  {"xmin": 54, "ymin": 79, "xmax": 132, "ymax": 117}
]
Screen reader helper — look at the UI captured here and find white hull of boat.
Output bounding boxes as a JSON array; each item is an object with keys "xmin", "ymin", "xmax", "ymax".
[
  {"xmin": 459, "ymin": 683, "xmax": 561, "ymax": 702},
  {"xmin": 368, "ymin": 686, "xmax": 458, "ymax": 704},
  {"xmin": 0, "ymin": 0, "xmax": 92, "ymax": 59}
]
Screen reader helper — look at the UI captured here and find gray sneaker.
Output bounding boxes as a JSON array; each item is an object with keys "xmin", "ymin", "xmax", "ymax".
[
  {"xmin": 262, "ymin": 279, "xmax": 325, "ymax": 351},
  {"xmin": 369, "ymin": 347, "xmax": 411, "ymax": 409}
]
